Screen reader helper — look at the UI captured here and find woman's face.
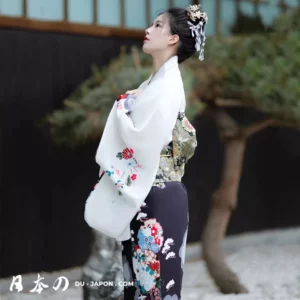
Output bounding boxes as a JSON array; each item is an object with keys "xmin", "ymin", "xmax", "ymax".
[{"xmin": 142, "ymin": 13, "xmax": 177, "ymax": 55}]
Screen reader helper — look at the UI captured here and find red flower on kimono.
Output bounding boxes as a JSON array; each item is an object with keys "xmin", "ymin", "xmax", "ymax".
[
  {"xmin": 134, "ymin": 244, "xmax": 139, "ymax": 251},
  {"xmin": 117, "ymin": 94, "xmax": 127, "ymax": 101},
  {"xmin": 154, "ymin": 237, "xmax": 161, "ymax": 246},
  {"xmin": 122, "ymin": 148, "xmax": 133, "ymax": 159},
  {"xmin": 151, "ymin": 226, "xmax": 158, "ymax": 236},
  {"xmin": 149, "ymin": 261, "xmax": 160, "ymax": 271},
  {"xmin": 131, "ymin": 174, "xmax": 137, "ymax": 181}
]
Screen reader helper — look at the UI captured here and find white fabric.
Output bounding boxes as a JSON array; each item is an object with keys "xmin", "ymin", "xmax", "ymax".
[{"xmin": 84, "ymin": 56, "xmax": 185, "ymax": 241}]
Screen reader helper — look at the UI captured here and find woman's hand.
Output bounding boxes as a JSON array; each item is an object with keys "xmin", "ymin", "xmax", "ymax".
[
  {"xmin": 126, "ymin": 89, "xmax": 140, "ymax": 96},
  {"xmin": 117, "ymin": 89, "xmax": 140, "ymax": 113},
  {"xmin": 117, "ymin": 90, "xmax": 138, "ymax": 102}
]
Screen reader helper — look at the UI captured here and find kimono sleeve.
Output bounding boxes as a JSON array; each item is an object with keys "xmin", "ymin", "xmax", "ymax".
[
  {"xmin": 115, "ymin": 87, "xmax": 182, "ymax": 153},
  {"xmin": 112, "ymin": 86, "xmax": 183, "ymax": 208}
]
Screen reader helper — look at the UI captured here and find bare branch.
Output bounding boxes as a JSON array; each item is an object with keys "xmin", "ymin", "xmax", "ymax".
[
  {"xmin": 270, "ymin": 119, "xmax": 300, "ymax": 129},
  {"xmin": 243, "ymin": 119, "xmax": 274, "ymax": 137},
  {"xmin": 244, "ymin": 119, "xmax": 300, "ymax": 137},
  {"xmin": 203, "ymin": 108, "xmax": 242, "ymax": 139},
  {"xmin": 203, "ymin": 108, "xmax": 300, "ymax": 140}
]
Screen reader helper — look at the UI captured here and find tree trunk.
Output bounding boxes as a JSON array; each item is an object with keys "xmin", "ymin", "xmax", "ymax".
[
  {"xmin": 200, "ymin": 111, "xmax": 274, "ymax": 294},
  {"xmin": 202, "ymin": 137, "xmax": 248, "ymax": 294}
]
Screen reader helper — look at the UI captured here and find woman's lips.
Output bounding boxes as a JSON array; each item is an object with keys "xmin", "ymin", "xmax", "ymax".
[{"xmin": 144, "ymin": 37, "xmax": 149, "ymax": 42}]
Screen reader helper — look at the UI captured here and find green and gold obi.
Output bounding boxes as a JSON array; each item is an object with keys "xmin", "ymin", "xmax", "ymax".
[{"xmin": 153, "ymin": 112, "xmax": 197, "ymax": 187}]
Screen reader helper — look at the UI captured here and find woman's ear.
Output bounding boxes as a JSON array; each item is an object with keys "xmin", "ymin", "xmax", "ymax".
[{"xmin": 169, "ymin": 34, "xmax": 180, "ymax": 46}]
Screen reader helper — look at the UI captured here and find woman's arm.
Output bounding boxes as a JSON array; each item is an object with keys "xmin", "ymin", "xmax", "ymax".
[
  {"xmin": 116, "ymin": 83, "xmax": 183, "ymax": 154},
  {"xmin": 112, "ymin": 82, "xmax": 184, "ymax": 207},
  {"xmin": 125, "ymin": 89, "xmax": 138, "ymax": 96}
]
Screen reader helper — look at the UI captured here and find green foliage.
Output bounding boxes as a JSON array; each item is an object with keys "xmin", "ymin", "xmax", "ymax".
[
  {"xmin": 272, "ymin": 7, "xmax": 300, "ymax": 33},
  {"xmin": 186, "ymin": 8, "xmax": 300, "ymax": 125},
  {"xmin": 179, "ymin": 62, "xmax": 205, "ymax": 120},
  {"xmin": 46, "ymin": 47, "xmax": 200, "ymax": 146}
]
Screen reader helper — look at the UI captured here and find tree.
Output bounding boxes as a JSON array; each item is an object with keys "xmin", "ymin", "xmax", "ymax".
[{"xmin": 183, "ymin": 7, "xmax": 300, "ymax": 294}]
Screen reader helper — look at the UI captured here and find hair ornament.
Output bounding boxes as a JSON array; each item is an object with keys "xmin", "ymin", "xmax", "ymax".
[{"xmin": 186, "ymin": 4, "xmax": 208, "ymax": 61}]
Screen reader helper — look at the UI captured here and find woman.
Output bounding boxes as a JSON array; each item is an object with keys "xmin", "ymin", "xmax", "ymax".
[
  {"xmin": 120, "ymin": 5, "xmax": 207, "ymax": 300},
  {"xmin": 84, "ymin": 4, "xmax": 207, "ymax": 300}
]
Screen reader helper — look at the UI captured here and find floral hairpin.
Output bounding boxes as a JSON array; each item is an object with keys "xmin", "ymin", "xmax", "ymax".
[
  {"xmin": 187, "ymin": 4, "xmax": 201, "ymax": 22},
  {"xmin": 186, "ymin": 4, "xmax": 208, "ymax": 61},
  {"xmin": 187, "ymin": 4, "xmax": 208, "ymax": 23}
]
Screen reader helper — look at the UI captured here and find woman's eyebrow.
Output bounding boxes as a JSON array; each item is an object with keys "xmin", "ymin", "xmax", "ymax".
[{"xmin": 151, "ymin": 20, "xmax": 164, "ymax": 26}]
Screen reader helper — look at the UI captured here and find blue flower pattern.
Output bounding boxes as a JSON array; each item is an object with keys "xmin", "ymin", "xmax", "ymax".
[{"xmin": 137, "ymin": 230, "xmax": 159, "ymax": 254}]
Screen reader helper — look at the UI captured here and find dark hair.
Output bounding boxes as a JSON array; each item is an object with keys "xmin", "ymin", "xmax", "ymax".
[{"xmin": 161, "ymin": 7, "xmax": 201, "ymax": 64}]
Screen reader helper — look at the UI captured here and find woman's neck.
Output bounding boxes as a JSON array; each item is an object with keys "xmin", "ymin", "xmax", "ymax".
[{"xmin": 152, "ymin": 53, "xmax": 175, "ymax": 78}]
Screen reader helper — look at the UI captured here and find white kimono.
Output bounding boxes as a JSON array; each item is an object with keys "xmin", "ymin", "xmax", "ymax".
[{"xmin": 84, "ymin": 55, "xmax": 186, "ymax": 241}]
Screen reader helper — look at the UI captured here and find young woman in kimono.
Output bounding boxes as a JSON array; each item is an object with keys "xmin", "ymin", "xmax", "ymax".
[{"xmin": 84, "ymin": 4, "xmax": 208, "ymax": 300}]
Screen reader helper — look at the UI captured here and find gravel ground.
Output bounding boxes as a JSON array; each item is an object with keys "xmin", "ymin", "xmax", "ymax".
[
  {"xmin": 182, "ymin": 244, "xmax": 300, "ymax": 300},
  {"xmin": 1, "ymin": 228, "xmax": 300, "ymax": 300}
]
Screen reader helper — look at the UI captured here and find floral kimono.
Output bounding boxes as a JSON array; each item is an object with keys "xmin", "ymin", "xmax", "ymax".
[{"xmin": 84, "ymin": 56, "xmax": 197, "ymax": 299}]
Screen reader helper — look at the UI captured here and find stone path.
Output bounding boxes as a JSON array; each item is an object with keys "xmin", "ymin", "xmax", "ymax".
[{"xmin": 1, "ymin": 228, "xmax": 300, "ymax": 300}]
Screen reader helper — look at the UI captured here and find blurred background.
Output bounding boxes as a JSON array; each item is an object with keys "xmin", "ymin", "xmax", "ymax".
[{"xmin": 0, "ymin": 0, "xmax": 300, "ymax": 292}]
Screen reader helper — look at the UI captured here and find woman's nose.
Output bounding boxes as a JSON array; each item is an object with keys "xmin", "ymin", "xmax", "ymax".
[{"xmin": 145, "ymin": 28, "xmax": 150, "ymax": 35}]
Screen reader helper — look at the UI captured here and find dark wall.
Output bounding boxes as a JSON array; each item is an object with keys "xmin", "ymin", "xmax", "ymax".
[
  {"xmin": 1, "ymin": 28, "xmax": 300, "ymax": 278},
  {"xmin": 0, "ymin": 28, "xmax": 142, "ymax": 278},
  {"xmin": 183, "ymin": 116, "xmax": 300, "ymax": 243}
]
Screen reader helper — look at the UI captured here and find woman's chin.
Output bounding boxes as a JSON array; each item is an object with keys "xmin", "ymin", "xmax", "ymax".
[{"xmin": 142, "ymin": 44, "xmax": 151, "ymax": 54}]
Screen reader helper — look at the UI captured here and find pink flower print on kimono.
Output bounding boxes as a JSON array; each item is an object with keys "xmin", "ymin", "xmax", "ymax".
[
  {"xmin": 150, "ymin": 287, "xmax": 162, "ymax": 300},
  {"xmin": 138, "ymin": 219, "xmax": 164, "ymax": 254},
  {"xmin": 133, "ymin": 247, "xmax": 160, "ymax": 277},
  {"xmin": 143, "ymin": 249, "xmax": 157, "ymax": 264},
  {"xmin": 115, "ymin": 180, "xmax": 124, "ymax": 189},
  {"xmin": 117, "ymin": 102, "xmax": 123, "ymax": 110},
  {"xmin": 104, "ymin": 166, "xmax": 124, "ymax": 189},
  {"xmin": 142, "ymin": 249, "xmax": 161, "ymax": 279},
  {"xmin": 132, "ymin": 247, "xmax": 156, "ymax": 293},
  {"xmin": 116, "ymin": 148, "xmax": 141, "ymax": 186}
]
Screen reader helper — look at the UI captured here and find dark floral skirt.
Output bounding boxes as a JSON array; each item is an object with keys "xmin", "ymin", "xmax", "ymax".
[{"xmin": 121, "ymin": 181, "xmax": 189, "ymax": 300}]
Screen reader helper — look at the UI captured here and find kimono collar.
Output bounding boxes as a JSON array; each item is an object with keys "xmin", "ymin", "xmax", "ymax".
[{"xmin": 147, "ymin": 55, "xmax": 178, "ymax": 86}]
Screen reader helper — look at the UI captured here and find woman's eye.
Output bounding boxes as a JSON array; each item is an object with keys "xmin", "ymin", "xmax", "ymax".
[{"xmin": 156, "ymin": 24, "xmax": 160, "ymax": 27}]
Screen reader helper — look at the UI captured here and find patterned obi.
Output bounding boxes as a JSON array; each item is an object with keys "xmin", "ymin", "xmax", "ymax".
[{"xmin": 153, "ymin": 112, "xmax": 197, "ymax": 187}]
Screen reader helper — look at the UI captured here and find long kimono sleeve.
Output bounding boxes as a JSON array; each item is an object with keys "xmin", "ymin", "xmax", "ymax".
[
  {"xmin": 113, "ymin": 82, "xmax": 184, "ymax": 208},
  {"xmin": 88, "ymin": 58, "xmax": 184, "ymax": 240}
]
